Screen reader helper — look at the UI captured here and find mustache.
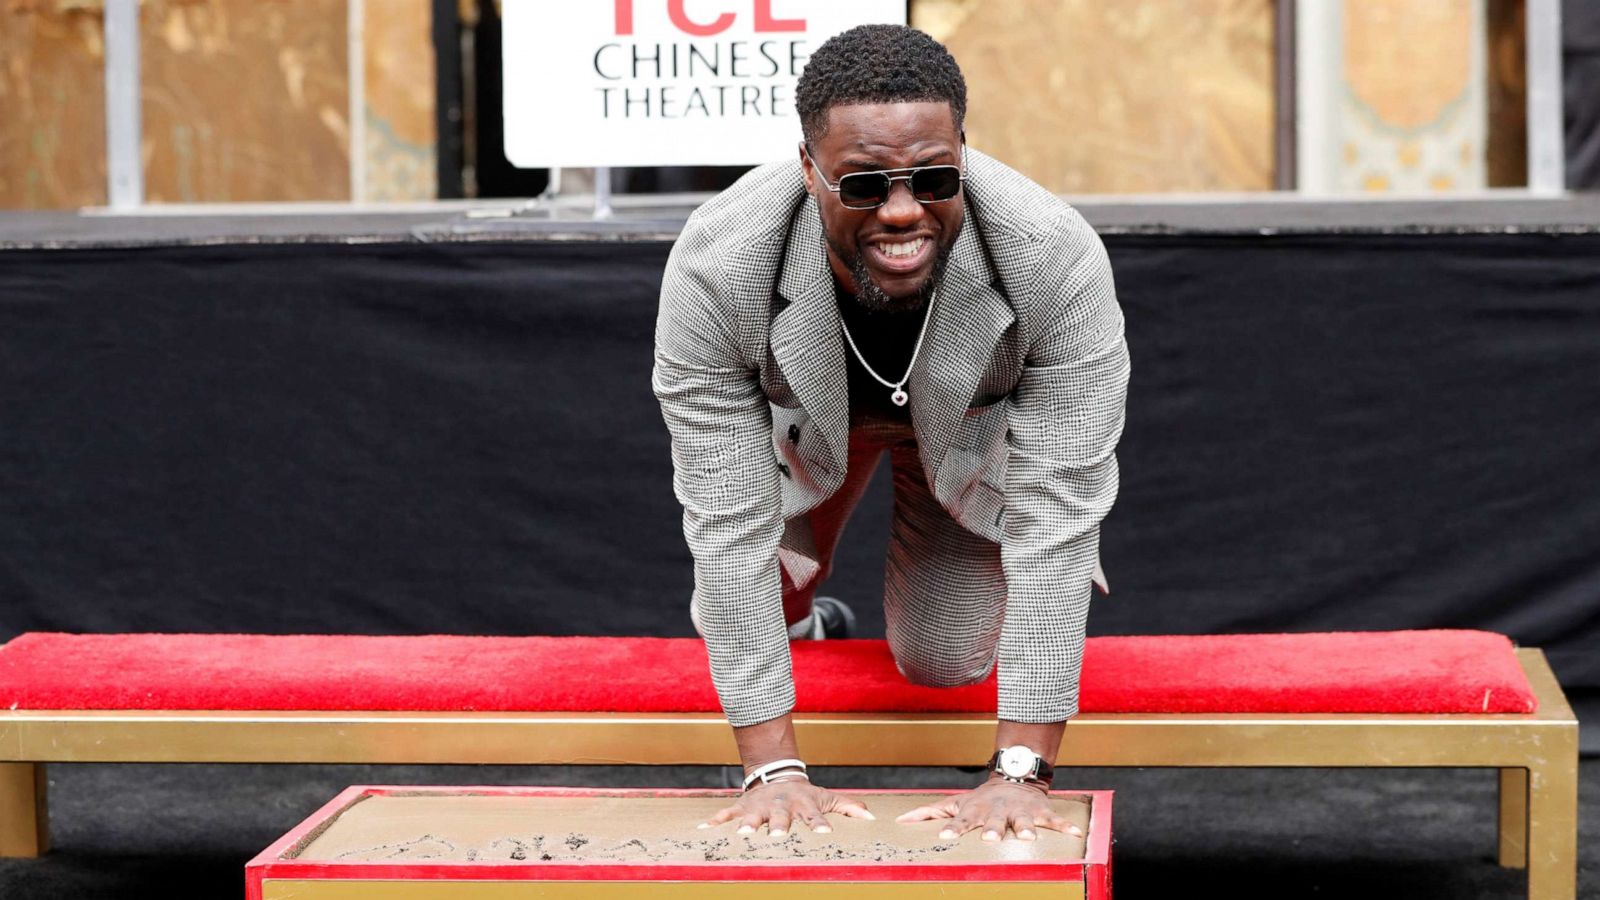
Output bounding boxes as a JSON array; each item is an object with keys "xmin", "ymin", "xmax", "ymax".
[
  {"xmin": 847, "ymin": 249, "xmax": 949, "ymax": 315},
  {"xmin": 821, "ymin": 220, "xmax": 953, "ymax": 315}
]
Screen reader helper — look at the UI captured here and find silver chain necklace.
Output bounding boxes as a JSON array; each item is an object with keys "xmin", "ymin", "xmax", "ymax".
[{"xmin": 838, "ymin": 284, "xmax": 939, "ymax": 407}]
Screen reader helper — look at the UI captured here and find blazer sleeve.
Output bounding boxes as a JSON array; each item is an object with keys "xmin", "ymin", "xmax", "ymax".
[
  {"xmin": 651, "ymin": 223, "xmax": 795, "ymax": 728},
  {"xmin": 996, "ymin": 209, "xmax": 1131, "ymax": 723}
]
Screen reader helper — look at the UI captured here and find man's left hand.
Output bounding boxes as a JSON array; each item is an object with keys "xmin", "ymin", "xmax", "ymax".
[{"xmin": 894, "ymin": 777, "xmax": 1082, "ymax": 842}]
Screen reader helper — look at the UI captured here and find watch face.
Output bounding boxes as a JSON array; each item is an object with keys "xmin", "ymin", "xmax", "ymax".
[{"xmin": 998, "ymin": 746, "xmax": 1035, "ymax": 778}]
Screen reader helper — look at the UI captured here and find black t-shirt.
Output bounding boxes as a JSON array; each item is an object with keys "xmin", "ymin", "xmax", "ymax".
[{"xmin": 834, "ymin": 279, "xmax": 928, "ymax": 424}]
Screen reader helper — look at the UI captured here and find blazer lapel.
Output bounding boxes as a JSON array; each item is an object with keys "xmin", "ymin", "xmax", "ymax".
[
  {"xmin": 770, "ymin": 195, "xmax": 850, "ymax": 478},
  {"xmin": 908, "ymin": 200, "xmax": 1016, "ymax": 486}
]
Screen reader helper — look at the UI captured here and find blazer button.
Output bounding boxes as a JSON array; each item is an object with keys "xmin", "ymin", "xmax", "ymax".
[
  {"xmin": 788, "ymin": 424, "xmax": 800, "ymax": 444},
  {"xmin": 777, "ymin": 462, "xmax": 791, "ymax": 478}
]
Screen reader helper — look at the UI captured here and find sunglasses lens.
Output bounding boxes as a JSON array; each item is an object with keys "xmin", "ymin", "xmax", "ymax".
[
  {"xmin": 832, "ymin": 167, "xmax": 962, "ymax": 208},
  {"xmin": 911, "ymin": 167, "xmax": 962, "ymax": 202},
  {"xmin": 838, "ymin": 173, "xmax": 890, "ymax": 209}
]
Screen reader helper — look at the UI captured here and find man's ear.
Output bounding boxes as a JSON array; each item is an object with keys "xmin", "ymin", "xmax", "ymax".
[{"xmin": 797, "ymin": 140, "xmax": 816, "ymax": 196}]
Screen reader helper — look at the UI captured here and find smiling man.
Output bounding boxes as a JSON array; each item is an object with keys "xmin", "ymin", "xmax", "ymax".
[{"xmin": 653, "ymin": 24, "xmax": 1129, "ymax": 843}]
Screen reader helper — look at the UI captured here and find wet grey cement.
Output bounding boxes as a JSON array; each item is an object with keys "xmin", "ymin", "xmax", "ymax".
[{"xmin": 0, "ymin": 762, "xmax": 1594, "ymax": 899}]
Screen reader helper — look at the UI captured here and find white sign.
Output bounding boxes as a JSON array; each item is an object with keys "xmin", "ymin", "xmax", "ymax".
[{"xmin": 502, "ymin": 1, "xmax": 907, "ymax": 168}]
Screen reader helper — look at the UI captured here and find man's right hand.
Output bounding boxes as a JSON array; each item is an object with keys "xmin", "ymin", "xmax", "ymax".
[{"xmin": 698, "ymin": 777, "xmax": 875, "ymax": 837}]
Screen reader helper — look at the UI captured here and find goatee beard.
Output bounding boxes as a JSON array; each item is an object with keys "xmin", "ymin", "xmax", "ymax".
[{"xmin": 829, "ymin": 233, "xmax": 953, "ymax": 315}]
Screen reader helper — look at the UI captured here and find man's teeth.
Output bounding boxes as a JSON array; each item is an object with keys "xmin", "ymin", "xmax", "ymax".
[{"xmin": 877, "ymin": 238, "xmax": 926, "ymax": 259}]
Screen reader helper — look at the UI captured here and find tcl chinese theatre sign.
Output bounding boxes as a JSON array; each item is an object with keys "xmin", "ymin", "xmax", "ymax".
[{"xmin": 502, "ymin": 1, "xmax": 907, "ymax": 167}]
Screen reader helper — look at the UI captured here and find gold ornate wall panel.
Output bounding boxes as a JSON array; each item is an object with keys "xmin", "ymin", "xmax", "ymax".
[
  {"xmin": 1335, "ymin": 0, "xmax": 1485, "ymax": 192},
  {"xmin": 912, "ymin": 0, "xmax": 1277, "ymax": 194},
  {"xmin": 0, "ymin": 3, "xmax": 108, "ymax": 209},
  {"xmin": 362, "ymin": 0, "xmax": 437, "ymax": 202},
  {"xmin": 140, "ymin": 0, "xmax": 351, "ymax": 203},
  {"xmin": 1345, "ymin": 0, "xmax": 1472, "ymax": 129}
]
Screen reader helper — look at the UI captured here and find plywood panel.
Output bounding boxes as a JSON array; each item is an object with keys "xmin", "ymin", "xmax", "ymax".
[
  {"xmin": 913, "ymin": 0, "xmax": 1276, "ymax": 194},
  {"xmin": 363, "ymin": 0, "xmax": 437, "ymax": 201},
  {"xmin": 141, "ymin": 0, "xmax": 350, "ymax": 202},
  {"xmin": 0, "ymin": 3, "xmax": 107, "ymax": 209}
]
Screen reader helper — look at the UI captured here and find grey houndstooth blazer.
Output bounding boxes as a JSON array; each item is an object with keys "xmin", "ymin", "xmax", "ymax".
[{"xmin": 653, "ymin": 147, "xmax": 1130, "ymax": 728}]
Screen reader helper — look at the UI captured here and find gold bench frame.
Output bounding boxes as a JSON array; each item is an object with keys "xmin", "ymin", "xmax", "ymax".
[{"xmin": 0, "ymin": 647, "xmax": 1578, "ymax": 899}]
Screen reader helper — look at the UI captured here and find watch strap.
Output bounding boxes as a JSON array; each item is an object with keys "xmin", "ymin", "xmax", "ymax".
[{"xmin": 987, "ymin": 747, "xmax": 1055, "ymax": 785}]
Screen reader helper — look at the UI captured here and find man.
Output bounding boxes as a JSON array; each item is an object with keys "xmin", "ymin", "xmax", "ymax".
[{"xmin": 653, "ymin": 24, "xmax": 1128, "ymax": 843}]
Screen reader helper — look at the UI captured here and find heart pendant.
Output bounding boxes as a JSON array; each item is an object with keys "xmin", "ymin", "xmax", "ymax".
[{"xmin": 891, "ymin": 388, "xmax": 908, "ymax": 407}]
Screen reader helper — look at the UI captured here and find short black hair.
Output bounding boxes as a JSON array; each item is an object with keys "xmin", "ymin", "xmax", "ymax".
[{"xmin": 795, "ymin": 24, "xmax": 967, "ymax": 147}]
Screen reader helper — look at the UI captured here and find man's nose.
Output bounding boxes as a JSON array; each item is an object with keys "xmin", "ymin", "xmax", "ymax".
[{"xmin": 875, "ymin": 179, "xmax": 924, "ymax": 228}]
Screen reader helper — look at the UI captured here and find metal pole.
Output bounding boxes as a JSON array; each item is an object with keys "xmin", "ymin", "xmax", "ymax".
[
  {"xmin": 1525, "ymin": 0, "xmax": 1565, "ymax": 194},
  {"xmin": 593, "ymin": 166, "xmax": 613, "ymax": 219},
  {"xmin": 1273, "ymin": 0, "xmax": 1298, "ymax": 191},
  {"xmin": 103, "ymin": 0, "xmax": 143, "ymax": 209}
]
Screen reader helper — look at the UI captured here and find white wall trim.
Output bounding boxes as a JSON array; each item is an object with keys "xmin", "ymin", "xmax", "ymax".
[
  {"xmin": 1526, "ymin": 0, "xmax": 1565, "ymax": 194},
  {"xmin": 104, "ymin": 0, "xmax": 143, "ymax": 209}
]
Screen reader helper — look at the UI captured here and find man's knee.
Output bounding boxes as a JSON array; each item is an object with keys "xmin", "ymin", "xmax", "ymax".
[{"xmin": 893, "ymin": 653, "xmax": 996, "ymax": 688}]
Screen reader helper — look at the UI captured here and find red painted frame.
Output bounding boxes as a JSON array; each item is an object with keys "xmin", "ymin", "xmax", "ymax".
[{"xmin": 246, "ymin": 785, "xmax": 1113, "ymax": 900}]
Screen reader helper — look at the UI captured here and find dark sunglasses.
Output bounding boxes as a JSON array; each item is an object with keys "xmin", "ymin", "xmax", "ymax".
[{"xmin": 803, "ymin": 145, "xmax": 967, "ymax": 210}]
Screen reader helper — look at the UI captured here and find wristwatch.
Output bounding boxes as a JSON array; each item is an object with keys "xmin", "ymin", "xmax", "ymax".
[{"xmin": 987, "ymin": 745, "xmax": 1054, "ymax": 787}]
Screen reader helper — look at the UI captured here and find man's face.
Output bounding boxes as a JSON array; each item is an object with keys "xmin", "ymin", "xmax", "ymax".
[{"xmin": 799, "ymin": 101, "xmax": 965, "ymax": 314}]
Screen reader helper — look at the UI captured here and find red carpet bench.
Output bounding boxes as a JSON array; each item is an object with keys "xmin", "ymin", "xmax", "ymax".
[{"xmin": 0, "ymin": 629, "xmax": 1578, "ymax": 899}]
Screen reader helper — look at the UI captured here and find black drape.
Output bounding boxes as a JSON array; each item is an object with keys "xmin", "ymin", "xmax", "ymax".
[{"xmin": 1, "ymin": 235, "xmax": 1594, "ymax": 732}]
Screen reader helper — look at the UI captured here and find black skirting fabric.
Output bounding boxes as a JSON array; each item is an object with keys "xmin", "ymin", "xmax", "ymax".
[{"xmin": 0, "ymin": 234, "xmax": 1595, "ymax": 721}]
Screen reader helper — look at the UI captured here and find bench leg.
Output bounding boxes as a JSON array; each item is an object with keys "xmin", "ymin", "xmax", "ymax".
[
  {"xmin": 1498, "ymin": 767, "xmax": 1528, "ymax": 868},
  {"xmin": 0, "ymin": 763, "xmax": 48, "ymax": 857},
  {"xmin": 1525, "ymin": 744, "xmax": 1579, "ymax": 900}
]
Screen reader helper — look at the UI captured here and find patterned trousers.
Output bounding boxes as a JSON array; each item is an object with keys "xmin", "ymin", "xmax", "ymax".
[{"xmin": 772, "ymin": 416, "xmax": 1008, "ymax": 688}]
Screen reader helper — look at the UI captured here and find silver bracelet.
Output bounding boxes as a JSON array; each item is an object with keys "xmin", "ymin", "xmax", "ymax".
[{"xmin": 741, "ymin": 758, "xmax": 809, "ymax": 791}]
